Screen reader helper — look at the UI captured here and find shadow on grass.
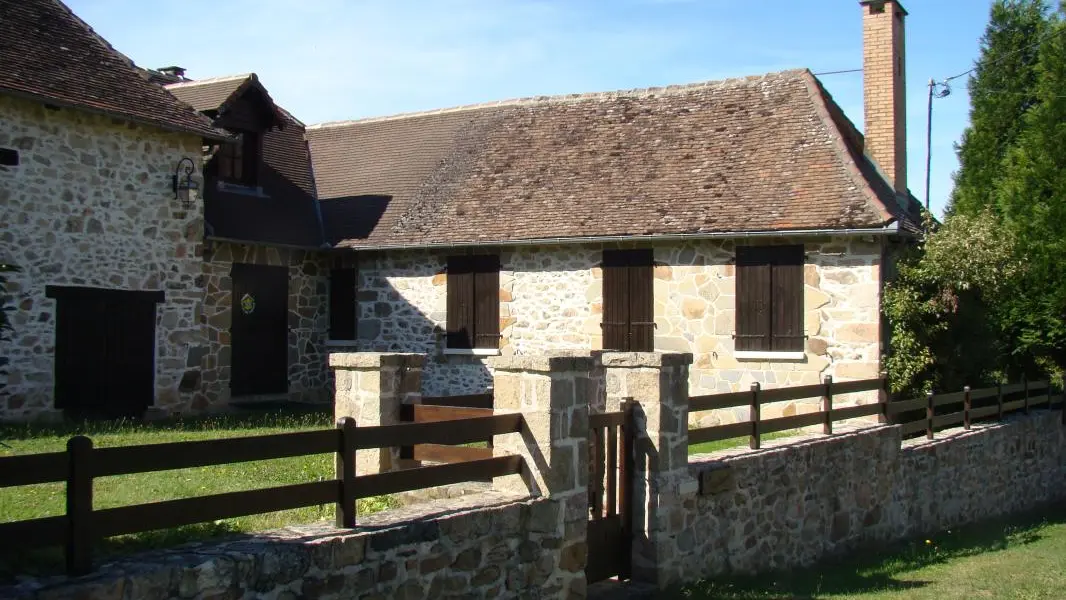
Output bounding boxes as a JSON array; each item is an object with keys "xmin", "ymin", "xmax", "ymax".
[{"xmin": 667, "ymin": 503, "xmax": 1066, "ymax": 600}]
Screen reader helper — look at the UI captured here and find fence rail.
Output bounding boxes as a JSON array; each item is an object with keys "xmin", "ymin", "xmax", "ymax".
[
  {"xmin": 0, "ymin": 413, "xmax": 524, "ymax": 576},
  {"xmin": 398, "ymin": 393, "xmax": 498, "ymax": 464},
  {"xmin": 689, "ymin": 377, "xmax": 887, "ymax": 450},
  {"xmin": 689, "ymin": 375, "xmax": 1066, "ymax": 449}
]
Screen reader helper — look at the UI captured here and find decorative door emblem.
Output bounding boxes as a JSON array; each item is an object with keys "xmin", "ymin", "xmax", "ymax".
[{"xmin": 240, "ymin": 293, "xmax": 256, "ymax": 315}]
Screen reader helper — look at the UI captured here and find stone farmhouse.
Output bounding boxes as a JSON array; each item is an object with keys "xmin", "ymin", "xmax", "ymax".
[{"xmin": 0, "ymin": 0, "xmax": 920, "ymax": 421}]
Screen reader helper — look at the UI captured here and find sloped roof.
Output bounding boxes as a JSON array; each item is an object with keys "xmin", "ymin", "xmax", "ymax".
[
  {"xmin": 165, "ymin": 74, "xmax": 288, "ymax": 128},
  {"xmin": 306, "ymin": 69, "xmax": 917, "ymax": 250},
  {"xmin": 0, "ymin": 0, "xmax": 225, "ymax": 139}
]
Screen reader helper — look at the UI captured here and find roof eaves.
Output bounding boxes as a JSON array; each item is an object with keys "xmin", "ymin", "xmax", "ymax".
[
  {"xmin": 799, "ymin": 69, "xmax": 895, "ymax": 225},
  {"xmin": 0, "ymin": 84, "xmax": 231, "ymax": 141}
]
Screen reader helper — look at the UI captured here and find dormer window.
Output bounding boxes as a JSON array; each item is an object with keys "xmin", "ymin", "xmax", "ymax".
[{"xmin": 216, "ymin": 131, "xmax": 260, "ymax": 187}]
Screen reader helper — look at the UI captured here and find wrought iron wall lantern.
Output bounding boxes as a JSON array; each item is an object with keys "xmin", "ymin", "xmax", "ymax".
[{"xmin": 171, "ymin": 157, "xmax": 199, "ymax": 209}]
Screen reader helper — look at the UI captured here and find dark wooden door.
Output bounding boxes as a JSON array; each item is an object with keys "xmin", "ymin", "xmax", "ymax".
[
  {"xmin": 48, "ymin": 286, "xmax": 161, "ymax": 419},
  {"xmin": 231, "ymin": 263, "xmax": 289, "ymax": 396}
]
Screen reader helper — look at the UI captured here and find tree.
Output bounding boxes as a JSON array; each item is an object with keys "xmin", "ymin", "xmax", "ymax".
[
  {"xmin": 992, "ymin": 9, "xmax": 1066, "ymax": 369},
  {"xmin": 950, "ymin": 0, "xmax": 1050, "ymax": 216},
  {"xmin": 884, "ymin": 213, "xmax": 1024, "ymax": 395}
]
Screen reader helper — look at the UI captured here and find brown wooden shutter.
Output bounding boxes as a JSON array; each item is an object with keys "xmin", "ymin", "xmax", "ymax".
[
  {"xmin": 627, "ymin": 250, "xmax": 654, "ymax": 352},
  {"xmin": 736, "ymin": 247, "xmax": 772, "ymax": 351},
  {"xmin": 602, "ymin": 251, "xmax": 630, "ymax": 350},
  {"xmin": 446, "ymin": 256, "xmax": 474, "ymax": 348},
  {"xmin": 242, "ymin": 132, "xmax": 260, "ymax": 186},
  {"xmin": 473, "ymin": 255, "xmax": 500, "ymax": 349},
  {"xmin": 771, "ymin": 245, "xmax": 804, "ymax": 352},
  {"xmin": 329, "ymin": 267, "xmax": 357, "ymax": 341}
]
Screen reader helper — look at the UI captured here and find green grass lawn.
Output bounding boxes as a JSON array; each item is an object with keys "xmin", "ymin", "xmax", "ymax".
[
  {"xmin": 673, "ymin": 504, "xmax": 1066, "ymax": 600},
  {"xmin": 688, "ymin": 430, "xmax": 800, "ymax": 455},
  {"xmin": 0, "ymin": 410, "xmax": 395, "ymax": 579}
]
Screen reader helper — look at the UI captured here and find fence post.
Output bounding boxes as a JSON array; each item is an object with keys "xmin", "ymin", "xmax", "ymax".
[
  {"xmin": 66, "ymin": 435, "xmax": 93, "ymax": 576},
  {"xmin": 822, "ymin": 375, "xmax": 833, "ymax": 435},
  {"xmin": 1061, "ymin": 373, "xmax": 1066, "ymax": 426},
  {"xmin": 925, "ymin": 391, "xmax": 935, "ymax": 440},
  {"xmin": 997, "ymin": 381, "xmax": 1004, "ymax": 422},
  {"xmin": 963, "ymin": 386, "xmax": 972, "ymax": 430},
  {"xmin": 878, "ymin": 377, "xmax": 891, "ymax": 424},
  {"xmin": 750, "ymin": 382, "xmax": 762, "ymax": 450},
  {"xmin": 1023, "ymin": 373, "xmax": 1030, "ymax": 415},
  {"xmin": 619, "ymin": 398, "xmax": 636, "ymax": 581},
  {"xmin": 336, "ymin": 417, "xmax": 357, "ymax": 528}
]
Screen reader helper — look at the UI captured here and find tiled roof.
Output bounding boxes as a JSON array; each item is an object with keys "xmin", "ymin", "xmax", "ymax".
[
  {"xmin": 0, "ymin": 0, "xmax": 225, "ymax": 139},
  {"xmin": 165, "ymin": 75, "xmax": 252, "ymax": 112},
  {"xmin": 306, "ymin": 69, "xmax": 917, "ymax": 249}
]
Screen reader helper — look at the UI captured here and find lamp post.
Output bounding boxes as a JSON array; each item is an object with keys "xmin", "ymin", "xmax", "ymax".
[{"xmin": 924, "ymin": 79, "xmax": 952, "ymax": 212}]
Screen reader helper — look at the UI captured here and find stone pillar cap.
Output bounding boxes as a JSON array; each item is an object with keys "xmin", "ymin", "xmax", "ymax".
[
  {"xmin": 328, "ymin": 352, "xmax": 426, "ymax": 368},
  {"xmin": 487, "ymin": 354, "xmax": 595, "ymax": 373},
  {"xmin": 596, "ymin": 351, "xmax": 694, "ymax": 368}
]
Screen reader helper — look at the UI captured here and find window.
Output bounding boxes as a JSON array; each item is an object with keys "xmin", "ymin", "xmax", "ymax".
[
  {"xmin": 601, "ymin": 249, "xmax": 654, "ymax": 352},
  {"xmin": 446, "ymin": 255, "xmax": 500, "ymax": 349},
  {"xmin": 216, "ymin": 132, "xmax": 260, "ymax": 186},
  {"xmin": 0, "ymin": 148, "xmax": 18, "ymax": 166},
  {"xmin": 329, "ymin": 267, "xmax": 357, "ymax": 341},
  {"xmin": 735, "ymin": 245, "xmax": 804, "ymax": 353}
]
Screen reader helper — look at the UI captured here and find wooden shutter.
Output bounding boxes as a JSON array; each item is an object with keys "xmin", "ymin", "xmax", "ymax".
[
  {"xmin": 735, "ymin": 247, "xmax": 772, "ymax": 351},
  {"xmin": 601, "ymin": 251, "xmax": 630, "ymax": 350},
  {"xmin": 472, "ymin": 255, "xmax": 500, "ymax": 349},
  {"xmin": 329, "ymin": 267, "xmax": 357, "ymax": 341},
  {"xmin": 446, "ymin": 256, "xmax": 474, "ymax": 348},
  {"xmin": 771, "ymin": 245, "xmax": 804, "ymax": 351},
  {"xmin": 627, "ymin": 250, "xmax": 654, "ymax": 352},
  {"xmin": 242, "ymin": 132, "xmax": 260, "ymax": 186}
]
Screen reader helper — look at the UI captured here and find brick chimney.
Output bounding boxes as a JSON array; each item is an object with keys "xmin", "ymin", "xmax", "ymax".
[{"xmin": 860, "ymin": 0, "xmax": 908, "ymax": 195}]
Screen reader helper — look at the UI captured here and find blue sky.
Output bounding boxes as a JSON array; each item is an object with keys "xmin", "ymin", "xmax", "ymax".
[{"xmin": 70, "ymin": 0, "xmax": 991, "ymax": 217}]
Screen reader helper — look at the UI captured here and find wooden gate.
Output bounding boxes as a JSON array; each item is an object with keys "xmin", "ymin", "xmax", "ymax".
[{"xmin": 586, "ymin": 400, "xmax": 635, "ymax": 583}]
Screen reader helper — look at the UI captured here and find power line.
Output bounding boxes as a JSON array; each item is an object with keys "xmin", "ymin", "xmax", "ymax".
[
  {"xmin": 813, "ymin": 68, "xmax": 862, "ymax": 76},
  {"xmin": 943, "ymin": 23, "xmax": 1066, "ymax": 83}
]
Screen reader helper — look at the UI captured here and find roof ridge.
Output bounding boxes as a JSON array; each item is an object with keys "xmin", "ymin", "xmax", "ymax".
[
  {"xmin": 306, "ymin": 68, "xmax": 810, "ymax": 130},
  {"xmin": 165, "ymin": 73, "xmax": 255, "ymax": 88}
]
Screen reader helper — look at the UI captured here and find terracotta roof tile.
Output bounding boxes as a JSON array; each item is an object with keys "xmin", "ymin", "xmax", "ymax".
[
  {"xmin": 0, "ymin": 0, "xmax": 224, "ymax": 139},
  {"xmin": 166, "ymin": 75, "xmax": 252, "ymax": 112},
  {"xmin": 306, "ymin": 70, "xmax": 913, "ymax": 249}
]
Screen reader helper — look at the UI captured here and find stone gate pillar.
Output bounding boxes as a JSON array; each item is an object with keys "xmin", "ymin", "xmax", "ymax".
[
  {"xmin": 489, "ymin": 355, "xmax": 592, "ymax": 598},
  {"xmin": 600, "ymin": 351, "xmax": 695, "ymax": 588},
  {"xmin": 329, "ymin": 352, "xmax": 423, "ymax": 476}
]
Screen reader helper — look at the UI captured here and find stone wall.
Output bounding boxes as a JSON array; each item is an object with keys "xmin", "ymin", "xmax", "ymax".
[
  {"xmin": 0, "ymin": 95, "xmax": 206, "ymax": 420},
  {"xmin": 672, "ymin": 411, "xmax": 1066, "ymax": 585},
  {"xmin": 356, "ymin": 237, "xmax": 881, "ymax": 413},
  {"xmin": 3, "ymin": 492, "xmax": 584, "ymax": 600},
  {"xmin": 197, "ymin": 241, "xmax": 331, "ymax": 410}
]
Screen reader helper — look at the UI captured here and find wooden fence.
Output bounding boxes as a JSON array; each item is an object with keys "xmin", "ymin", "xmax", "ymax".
[
  {"xmin": 689, "ymin": 377, "xmax": 889, "ymax": 449},
  {"xmin": 399, "ymin": 392, "xmax": 495, "ymax": 464},
  {"xmin": 689, "ymin": 376, "xmax": 1066, "ymax": 449},
  {"xmin": 0, "ymin": 410, "xmax": 522, "ymax": 576}
]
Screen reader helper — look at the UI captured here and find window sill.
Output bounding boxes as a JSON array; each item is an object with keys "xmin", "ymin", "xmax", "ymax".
[
  {"xmin": 325, "ymin": 340, "xmax": 359, "ymax": 347},
  {"xmin": 442, "ymin": 348, "xmax": 501, "ymax": 357},
  {"xmin": 734, "ymin": 351, "xmax": 806, "ymax": 361}
]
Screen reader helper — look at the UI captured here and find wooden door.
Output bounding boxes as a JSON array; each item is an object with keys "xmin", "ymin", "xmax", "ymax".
[
  {"xmin": 48, "ymin": 286, "xmax": 161, "ymax": 418},
  {"xmin": 230, "ymin": 263, "xmax": 289, "ymax": 396}
]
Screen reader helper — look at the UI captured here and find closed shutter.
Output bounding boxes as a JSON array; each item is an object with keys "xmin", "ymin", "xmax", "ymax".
[
  {"xmin": 446, "ymin": 256, "xmax": 474, "ymax": 349},
  {"xmin": 736, "ymin": 247, "xmax": 772, "ymax": 351},
  {"xmin": 602, "ymin": 251, "xmax": 630, "ymax": 350},
  {"xmin": 602, "ymin": 249, "xmax": 654, "ymax": 351},
  {"xmin": 329, "ymin": 267, "xmax": 357, "ymax": 341},
  {"xmin": 771, "ymin": 246, "xmax": 804, "ymax": 351},
  {"xmin": 627, "ymin": 250, "xmax": 654, "ymax": 352},
  {"xmin": 473, "ymin": 255, "xmax": 500, "ymax": 349}
]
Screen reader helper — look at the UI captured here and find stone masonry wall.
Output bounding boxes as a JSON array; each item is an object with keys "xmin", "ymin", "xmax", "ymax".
[
  {"xmin": 2, "ymin": 492, "xmax": 587, "ymax": 600},
  {"xmin": 197, "ymin": 241, "xmax": 331, "ymax": 410},
  {"xmin": 669, "ymin": 411, "xmax": 1066, "ymax": 585},
  {"xmin": 0, "ymin": 95, "xmax": 206, "ymax": 420},
  {"xmin": 357, "ymin": 237, "xmax": 881, "ymax": 412}
]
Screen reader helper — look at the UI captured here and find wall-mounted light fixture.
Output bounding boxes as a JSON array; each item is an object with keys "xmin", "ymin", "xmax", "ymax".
[{"xmin": 171, "ymin": 157, "xmax": 199, "ymax": 209}]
